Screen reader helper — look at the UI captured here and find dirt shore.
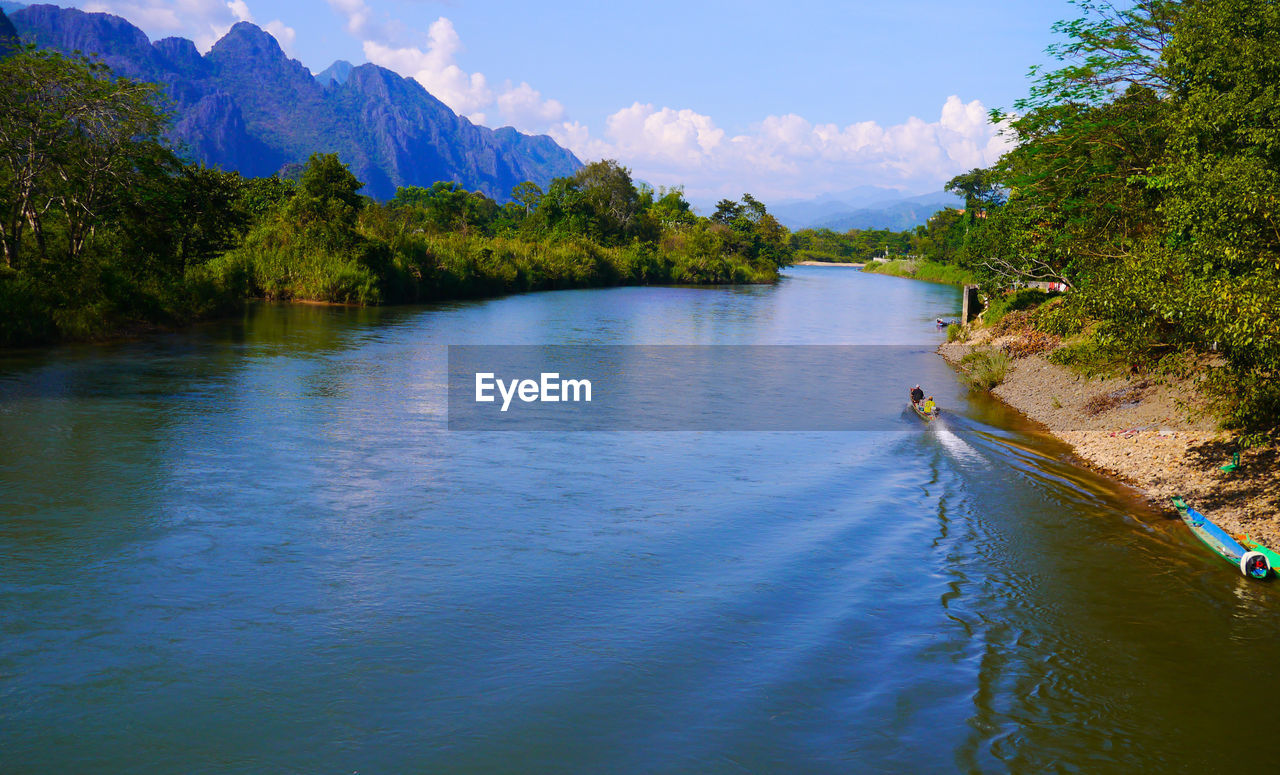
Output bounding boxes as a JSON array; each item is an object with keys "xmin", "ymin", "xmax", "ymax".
[
  {"xmin": 939, "ymin": 329, "xmax": 1280, "ymax": 548},
  {"xmin": 793, "ymin": 261, "xmax": 865, "ymax": 268}
]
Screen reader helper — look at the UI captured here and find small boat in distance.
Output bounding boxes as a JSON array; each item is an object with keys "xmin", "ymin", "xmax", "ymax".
[
  {"xmin": 935, "ymin": 318, "xmax": 959, "ymax": 327},
  {"xmin": 1171, "ymin": 496, "xmax": 1270, "ymax": 579}
]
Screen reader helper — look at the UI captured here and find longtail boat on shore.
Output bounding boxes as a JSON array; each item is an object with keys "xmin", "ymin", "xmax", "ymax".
[
  {"xmin": 1171, "ymin": 496, "xmax": 1271, "ymax": 579},
  {"xmin": 1238, "ymin": 534, "xmax": 1280, "ymax": 573}
]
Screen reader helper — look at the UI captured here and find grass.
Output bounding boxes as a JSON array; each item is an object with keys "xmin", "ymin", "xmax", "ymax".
[
  {"xmin": 860, "ymin": 258, "xmax": 977, "ymax": 286},
  {"xmin": 957, "ymin": 349, "xmax": 1011, "ymax": 391}
]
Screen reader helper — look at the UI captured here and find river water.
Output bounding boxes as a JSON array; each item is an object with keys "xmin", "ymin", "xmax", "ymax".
[{"xmin": 2, "ymin": 266, "xmax": 1279, "ymax": 773}]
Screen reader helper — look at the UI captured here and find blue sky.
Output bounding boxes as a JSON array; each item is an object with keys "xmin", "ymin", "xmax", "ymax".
[{"xmin": 60, "ymin": 0, "xmax": 1079, "ymax": 202}]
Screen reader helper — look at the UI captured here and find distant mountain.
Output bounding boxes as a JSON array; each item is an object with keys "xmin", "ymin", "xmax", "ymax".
[
  {"xmin": 0, "ymin": 9, "xmax": 17, "ymax": 56},
  {"xmin": 315, "ymin": 59, "xmax": 353, "ymax": 87},
  {"xmin": 810, "ymin": 191, "xmax": 964, "ymax": 232},
  {"xmin": 770, "ymin": 189, "xmax": 963, "ymax": 232},
  {"xmin": 8, "ymin": 5, "xmax": 582, "ymax": 200},
  {"xmin": 766, "ymin": 185, "xmax": 909, "ymax": 228}
]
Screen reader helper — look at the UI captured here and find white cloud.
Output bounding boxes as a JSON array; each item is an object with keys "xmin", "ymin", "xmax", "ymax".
[
  {"xmin": 496, "ymin": 83, "xmax": 566, "ymax": 131},
  {"xmin": 600, "ymin": 103, "xmax": 726, "ymax": 165},
  {"xmin": 227, "ymin": 0, "xmax": 251, "ymax": 23},
  {"xmin": 549, "ymin": 96, "xmax": 1013, "ymax": 203},
  {"xmin": 326, "ymin": 0, "xmax": 376, "ymax": 38},
  {"xmin": 78, "ymin": 0, "xmax": 296, "ymax": 55}
]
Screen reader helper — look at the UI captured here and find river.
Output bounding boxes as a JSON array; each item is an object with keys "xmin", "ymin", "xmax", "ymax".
[{"xmin": 2, "ymin": 266, "xmax": 1278, "ymax": 773}]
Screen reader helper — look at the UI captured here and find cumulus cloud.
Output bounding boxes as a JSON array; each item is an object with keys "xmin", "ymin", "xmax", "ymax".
[
  {"xmin": 78, "ymin": 0, "xmax": 297, "ymax": 55},
  {"xmin": 496, "ymin": 83, "xmax": 566, "ymax": 131},
  {"xmin": 326, "ymin": 0, "xmax": 378, "ymax": 39},
  {"xmin": 602, "ymin": 103, "xmax": 726, "ymax": 165},
  {"xmin": 549, "ymin": 95, "xmax": 1012, "ymax": 203}
]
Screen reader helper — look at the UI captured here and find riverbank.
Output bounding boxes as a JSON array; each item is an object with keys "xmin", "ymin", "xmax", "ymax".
[
  {"xmin": 940, "ymin": 328, "xmax": 1280, "ymax": 549},
  {"xmin": 861, "ymin": 258, "xmax": 976, "ymax": 286},
  {"xmin": 793, "ymin": 260, "xmax": 865, "ymax": 267}
]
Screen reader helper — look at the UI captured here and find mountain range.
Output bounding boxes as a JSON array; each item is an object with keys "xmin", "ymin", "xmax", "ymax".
[
  {"xmin": 0, "ymin": 7, "xmax": 16, "ymax": 57},
  {"xmin": 768, "ymin": 187, "xmax": 963, "ymax": 232},
  {"xmin": 2, "ymin": 3, "xmax": 582, "ymax": 200}
]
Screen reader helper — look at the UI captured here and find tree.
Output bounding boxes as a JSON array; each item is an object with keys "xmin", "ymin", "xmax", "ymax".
[
  {"xmin": 945, "ymin": 168, "xmax": 1005, "ymax": 212},
  {"xmin": 0, "ymin": 46, "xmax": 172, "ymax": 267},
  {"xmin": 1154, "ymin": 0, "xmax": 1280, "ymax": 425},
  {"xmin": 511, "ymin": 181, "xmax": 542, "ymax": 216},
  {"xmin": 970, "ymin": 1, "xmax": 1175, "ymax": 287},
  {"xmin": 392, "ymin": 181, "xmax": 498, "ymax": 235},
  {"xmin": 294, "ymin": 153, "xmax": 363, "ymax": 215},
  {"xmin": 573, "ymin": 159, "xmax": 645, "ymax": 245},
  {"xmin": 1020, "ymin": 0, "xmax": 1179, "ymax": 109},
  {"xmin": 711, "ymin": 199, "xmax": 744, "ymax": 225}
]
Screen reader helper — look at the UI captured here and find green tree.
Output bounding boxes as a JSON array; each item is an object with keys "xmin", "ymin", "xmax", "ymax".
[
  {"xmin": 648, "ymin": 186, "xmax": 697, "ymax": 232},
  {"xmin": 289, "ymin": 152, "xmax": 364, "ymax": 224},
  {"xmin": 1155, "ymin": 0, "xmax": 1280, "ymax": 427},
  {"xmin": 945, "ymin": 168, "xmax": 1005, "ymax": 212},
  {"xmin": 573, "ymin": 159, "xmax": 647, "ymax": 245},
  {"xmin": 511, "ymin": 181, "xmax": 542, "ymax": 216},
  {"xmin": 0, "ymin": 46, "xmax": 172, "ymax": 267}
]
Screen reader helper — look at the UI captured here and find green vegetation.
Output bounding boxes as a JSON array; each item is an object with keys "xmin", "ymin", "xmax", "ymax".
[
  {"xmin": 982, "ymin": 289, "xmax": 1053, "ymax": 328},
  {"xmin": 1046, "ymin": 337, "xmax": 1124, "ymax": 379},
  {"xmin": 884, "ymin": 1, "xmax": 1280, "ymax": 437},
  {"xmin": 788, "ymin": 206, "xmax": 977, "ymax": 269},
  {"xmin": 957, "ymin": 349, "xmax": 1012, "ymax": 391},
  {"xmin": 0, "ymin": 48, "xmax": 792, "ymax": 348},
  {"xmin": 861, "ymin": 258, "xmax": 977, "ymax": 286},
  {"xmin": 789, "ymin": 227, "xmax": 915, "ymax": 263}
]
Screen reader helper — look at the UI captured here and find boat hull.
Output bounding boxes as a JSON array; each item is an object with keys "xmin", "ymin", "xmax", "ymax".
[
  {"xmin": 1172, "ymin": 498, "xmax": 1270, "ymax": 578},
  {"xmin": 910, "ymin": 402, "xmax": 938, "ymax": 422}
]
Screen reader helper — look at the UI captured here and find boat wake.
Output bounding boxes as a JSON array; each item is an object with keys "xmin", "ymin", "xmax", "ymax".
[{"xmin": 933, "ymin": 419, "xmax": 984, "ymax": 466}]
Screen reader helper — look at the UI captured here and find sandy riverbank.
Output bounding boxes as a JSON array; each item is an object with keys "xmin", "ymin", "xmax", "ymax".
[
  {"xmin": 939, "ymin": 330, "xmax": 1280, "ymax": 548},
  {"xmin": 793, "ymin": 261, "xmax": 865, "ymax": 268}
]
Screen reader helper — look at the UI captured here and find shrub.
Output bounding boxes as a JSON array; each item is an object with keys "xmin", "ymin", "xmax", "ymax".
[
  {"xmin": 984, "ymin": 288, "xmax": 1053, "ymax": 328},
  {"xmin": 1035, "ymin": 296, "xmax": 1084, "ymax": 337},
  {"xmin": 958, "ymin": 349, "xmax": 1012, "ymax": 390},
  {"xmin": 1046, "ymin": 336, "xmax": 1124, "ymax": 378}
]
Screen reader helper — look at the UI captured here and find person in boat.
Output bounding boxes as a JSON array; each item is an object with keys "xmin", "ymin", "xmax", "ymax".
[
  {"xmin": 1248, "ymin": 554, "xmax": 1269, "ymax": 577},
  {"xmin": 910, "ymin": 385, "xmax": 924, "ymax": 406},
  {"xmin": 922, "ymin": 396, "xmax": 937, "ymax": 415}
]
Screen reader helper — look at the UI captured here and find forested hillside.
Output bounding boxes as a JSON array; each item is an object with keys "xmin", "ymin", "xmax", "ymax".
[{"xmin": 5, "ymin": 4, "xmax": 581, "ymax": 200}]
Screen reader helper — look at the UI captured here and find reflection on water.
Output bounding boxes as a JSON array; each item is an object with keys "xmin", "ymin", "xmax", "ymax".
[{"xmin": 2, "ymin": 268, "xmax": 1278, "ymax": 773}]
